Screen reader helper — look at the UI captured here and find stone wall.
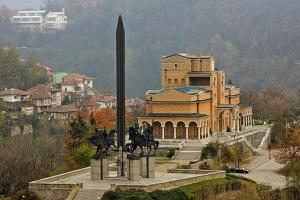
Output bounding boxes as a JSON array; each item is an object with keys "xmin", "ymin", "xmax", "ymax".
[
  {"xmin": 112, "ymin": 171, "xmax": 225, "ymax": 192},
  {"xmin": 29, "ymin": 167, "xmax": 89, "ymax": 200},
  {"xmin": 29, "ymin": 183, "xmax": 82, "ymax": 200}
]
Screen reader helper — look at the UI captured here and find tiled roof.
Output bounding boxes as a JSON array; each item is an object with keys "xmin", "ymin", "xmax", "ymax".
[
  {"xmin": 141, "ymin": 113, "xmax": 207, "ymax": 118},
  {"xmin": 63, "ymin": 73, "xmax": 94, "ymax": 85},
  {"xmin": 98, "ymin": 95, "xmax": 117, "ymax": 103},
  {"xmin": 175, "ymin": 86, "xmax": 205, "ymax": 95},
  {"xmin": 28, "ymin": 84, "xmax": 51, "ymax": 99},
  {"xmin": 146, "ymin": 90, "xmax": 164, "ymax": 95},
  {"xmin": 162, "ymin": 53, "xmax": 213, "ymax": 59},
  {"xmin": 48, "ymin": 104, "xmax": 78, "ymax": 113},
  {"xmin": 126, "ymin": 98, "xmax": 144, "ymax": 107},
  {"xmin": 0, "ymin": 88, "xmax": 30, "ymax": 96}
]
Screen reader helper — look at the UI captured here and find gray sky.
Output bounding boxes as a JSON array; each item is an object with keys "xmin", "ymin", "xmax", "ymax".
[{"xmin": 0, "ymin": 0, "xmax": 43, "ymax": 9}]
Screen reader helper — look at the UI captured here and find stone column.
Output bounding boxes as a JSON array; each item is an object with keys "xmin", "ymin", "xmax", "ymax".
[
  {"xmin": 201, "ymin": 126, "xmax": 204, "ymax": 138},
  {"xmin": 173, "ymin": 126, "xmax": 177, "ymax": 139},
  {"xmin": 141, "ymin": 156, "xmax": 155, "ymax": 178},
  {"xmin": 232, "ymin": 117, "xmax": 236, "ymax": 132},
  {"xmin": 161, "ymin": 125, "xmax": 165, "ymax": 139},
  {"xmin": 197, "ymin": 126, "xmax": 201, "ymax": 140},
  {"xmin": 185, "ymin": 126, "xmax": 189, "ymax": 139},
  {"xmin": 247, "ymin": 115, "xmax": 250, "ymax": 126},
  {"xmin": 237, "ymin": 119, "xmax": 240, "ymax": 133},
  {"xmin": 128, "ymin": 158, "xmax": 141, "ymax": 181},
  {"xmin": 206, "ymin": 125, "xmax": 209, "ymax": 137},
  {"xmin": 91, "ymin": 159, "xmax": 108, "ymax": 181}
]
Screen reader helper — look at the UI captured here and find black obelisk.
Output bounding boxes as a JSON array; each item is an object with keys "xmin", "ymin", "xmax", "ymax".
[{"xmin": 116, "ymin": 15, "xmax": 125, "ymax": 176}]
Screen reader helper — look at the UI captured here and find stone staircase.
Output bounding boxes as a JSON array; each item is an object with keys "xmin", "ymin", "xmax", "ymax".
[
  {"xmin": 174, "ymin": 140, "xmax": 208, "ymax": 161},
  {"xmin": 74, "ymin": 189, "xmax": 107, "ymax": 200}
]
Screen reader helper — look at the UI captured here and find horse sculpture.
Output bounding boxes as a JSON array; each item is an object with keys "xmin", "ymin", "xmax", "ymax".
[
  {"xmin": 125, "ymin": 123, "xmax": 159, "ymax": 156},
  {"xmin": 88, "ymin": 128, "xmax": 117, "ymax": 159}
]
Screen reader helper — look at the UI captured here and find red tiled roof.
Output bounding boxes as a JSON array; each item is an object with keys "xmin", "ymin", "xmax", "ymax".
[
  {"xmin": 126, "ymin": 98, "xmax": 144, "ymax": 107},
  {"xmin": 48, "ymin": 104, "xmax": 79, "ymax": 113},
  {"xmin": 0, "ymin": 88, "xmax": 30, "ymax": 96},
  {"xmin": 63, "ymin": 73, "xmax": 94, "ymax": 85},
  {"xmin": 28, "ymin": 84, "xmax": 51, "ymax": 100},
  {"xmin": 82, "ymin": 98, "xmax": 99, "ymax": 107},
  {"xmin": 99, "ymin": 95, "xmax": 117, "ymax": 103}
]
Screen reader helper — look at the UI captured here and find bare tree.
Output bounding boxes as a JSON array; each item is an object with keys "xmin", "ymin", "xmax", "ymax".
[{"xmin": 0, "ymin": 134, "xmax": 62, "ymax": 195}]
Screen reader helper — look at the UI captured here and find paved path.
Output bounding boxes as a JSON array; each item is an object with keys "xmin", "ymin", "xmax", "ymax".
[
  {"xmin": 239, "ymin": 155, "xmax": 286, "ymax": 189},
  {"xmin": 251, "ymin": 132, "xmax": 266, "ymax": 148}
]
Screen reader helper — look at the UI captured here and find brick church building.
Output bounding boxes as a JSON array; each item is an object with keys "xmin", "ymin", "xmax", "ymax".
[{"xmin": 138, "ymin": 53, "xmax": 253, "ymax": 140}]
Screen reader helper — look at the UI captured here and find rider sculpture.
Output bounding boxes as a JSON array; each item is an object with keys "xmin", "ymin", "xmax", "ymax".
[
  {"xmin": 125, "ymin": 123, "xmax": 159, "ymax": 157},
  {"xmin": 88, "ymin": 128, "xmax": 116, "ymax": 160}
]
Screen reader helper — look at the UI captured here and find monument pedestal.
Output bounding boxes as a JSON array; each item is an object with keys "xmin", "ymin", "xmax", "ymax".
[
  {"xmin": 141, "ymin": 156, "xmax": 156, "ymax": 178},
  {"xmin": 127, "ymin": 158, "xmax": 141, "ymax": 181},
  {"xmin": 91, "ymin": 159, "xmax": 108, "ymax": 180}
]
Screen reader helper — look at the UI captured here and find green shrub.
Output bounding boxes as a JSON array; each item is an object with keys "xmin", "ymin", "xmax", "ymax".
[
  {"xmin": 201, "ymin": 142, "xmax": 219, "ymax": 160},
  {"xmin": 166, "ymin": 148, "xmax": 175, "ymax": 158},
  {"xmin": 102, "ymin": 189, "xmax": 151, "ymax": 200},
  {"xmin": 102, "ymin": 189, "xmax": 189, "ymax": 200},
  {"xmin": 150, "ymin": 189, "xmax": 189, "ymax": 200}
]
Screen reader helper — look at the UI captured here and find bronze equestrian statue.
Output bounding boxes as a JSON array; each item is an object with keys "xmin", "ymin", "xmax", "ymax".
[
  {"xmin": 125, "ymin": 123, "xmax": 159, "ymax": 156},
  {"xmin": 88, "ymin": 128, "xmax": 117, "ymax": 159}
]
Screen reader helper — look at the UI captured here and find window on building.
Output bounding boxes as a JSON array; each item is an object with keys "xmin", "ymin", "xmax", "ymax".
[
  {"xmin": 22, "ymin": 18, "xmax": 30, "ymax": 22},
  {"xmin": 190, "ymin": 77, "xmax": 210, "ymax": 86},
  {"xmin": 174, "ymin": 79, "xmax": 178, "ymax": 84},
  {"xmin": 47, "ymin": 17, "xmax": 56, "ymax": 22},
  {"xmin": 182, "ymin": 79, "xmax": 185, "ymax": 84},
  {"xmin": 167, "ymin": 79, "xmax": 171, "ymax": 84},
  {"xmin": 65, "ymin": 88, "xmax": 67, "ymax": 92},
  {"xmin": 174, "ymin": 64, "xmax": 178, "ymax": 68},
  {"xmin": 31, "ymin": 17, "xmax": 41, "ymax": 22},
  {"xmin": 12, "ymin": 18, "xmax": 21, "ymax": 22},
  {"xmin": 14, "ymin": 96, "xmax": 17, "ymax": 99}
]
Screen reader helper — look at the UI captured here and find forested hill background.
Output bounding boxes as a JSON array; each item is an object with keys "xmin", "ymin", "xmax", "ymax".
[{"xmin": 1, "ymin": 0, "xmax": 300, "ymax": 97}]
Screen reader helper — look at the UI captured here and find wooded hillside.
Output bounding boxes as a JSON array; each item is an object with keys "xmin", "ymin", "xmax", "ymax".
[{"xmin": 1, "ymin": 0, "xmax": 299, "ymax": 96}]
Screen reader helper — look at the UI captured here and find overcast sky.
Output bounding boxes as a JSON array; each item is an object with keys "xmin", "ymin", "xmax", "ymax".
[{"xmin": 0, "ymin": 0, "xmax": 43, "ymax": 9}]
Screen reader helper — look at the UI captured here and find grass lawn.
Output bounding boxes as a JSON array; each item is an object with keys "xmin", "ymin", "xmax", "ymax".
[
  {"xmin": 277, "ymin": 161, "xmax": 300, "ymax": 177},
  {"xmin": 178, "ymin": 177, "xmax": 236, "ymax": 195},
  {"xmin": 155, "ymin": 156, "xmax": 173, "ymax": 164}
]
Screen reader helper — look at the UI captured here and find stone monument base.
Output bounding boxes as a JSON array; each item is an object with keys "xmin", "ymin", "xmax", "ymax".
[
  {"xmin": 141, "ymin": 156, "xmax": 155, "ymax": 178},
  {"xmin": 127, "ymin": 158, "xmax": 141, "ymax": 181},
  {"xmin": 91, "ymin": 158, "xmax": 108, "ymax": 180}
]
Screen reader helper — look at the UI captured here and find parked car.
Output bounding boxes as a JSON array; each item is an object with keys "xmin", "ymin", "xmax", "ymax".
[{"xmin": 228, "ymin": 167, "xmax": 249, "ymax": 174}]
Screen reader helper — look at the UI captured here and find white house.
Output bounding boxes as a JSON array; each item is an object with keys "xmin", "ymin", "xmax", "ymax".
[
  {"xmin": 11, "ymin": 10, "xmax": 46, "ymax": 31},
  {"xmin": 44, "ymin": 9, "xmax": 67, "ymax": 30},
  {"xmin": 11, "ymin": 9, "xmax": 67, "ymax": 31},
  {"xmin": 21, "ymin": 106, "xmax": 34, "ymax": 115},
  {"xmin": 0, "ymin": 88, "xmax": 30, "ymax": 103},
  {"xmin": 97, "ymin": 95, "xmax": 117, "ymax": 109},
  {"xmin": 61, "ymin": 73, "xmax": 94, "ymax": 96}
]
